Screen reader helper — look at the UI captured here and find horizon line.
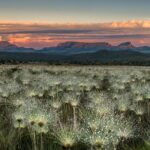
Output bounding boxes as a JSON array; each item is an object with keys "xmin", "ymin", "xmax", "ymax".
[{"xmin": 1, "ymin": 40, "xmax": 149, "ymax": 49}]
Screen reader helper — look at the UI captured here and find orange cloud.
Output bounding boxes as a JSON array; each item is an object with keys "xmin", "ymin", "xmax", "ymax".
[
  {"xmin": 9, "ymin": 35, "xmax": 31, "ymax": 43},
  {"xmin": 111, "ymin": 20, "xmax": 150, "ymax": 28},
  {"xmin": 8, "ymin": 34, "xmax": 60, "ymax": 49}
]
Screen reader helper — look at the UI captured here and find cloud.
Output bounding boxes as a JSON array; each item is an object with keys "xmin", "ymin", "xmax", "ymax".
[
  {"xmin": 0, "ymin": 20, "xmax": 149, "ymax": 48},
  {"xmin": 0, "ymin": 20, "xmax": 150, "ymax": 31},
  {"xmin": 110, "ymin": 20, "xmax": 150, "ymax": 28},
  {"xmin": 0, "ymin": 29, "xmax": 92, "ymax": 35}
]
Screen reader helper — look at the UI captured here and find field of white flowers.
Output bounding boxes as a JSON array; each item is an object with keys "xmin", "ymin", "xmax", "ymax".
[{"xmin": 0, "ymin": 65, "xmax": 149, "ymax": 150}]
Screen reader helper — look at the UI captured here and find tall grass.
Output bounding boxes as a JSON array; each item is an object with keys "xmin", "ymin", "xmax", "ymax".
[{"xmin": 0, "ymin": 65, "xmax": 149, "ymax": 150}]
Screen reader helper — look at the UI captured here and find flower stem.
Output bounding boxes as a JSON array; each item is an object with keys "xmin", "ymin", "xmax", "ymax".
[
  {"xmin": 33, "ymin": 132, "xmax": 37, "ymax": 150},
  {"xmin": 40, "ymin": 133, "xmax": 43, "ymax": 150},
  {"xmin": 73, "ymin": 107, "xmax": 77, "ymax": 129}
]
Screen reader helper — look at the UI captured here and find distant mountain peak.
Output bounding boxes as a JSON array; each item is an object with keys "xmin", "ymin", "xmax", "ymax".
[
  {"xmin": 118, "ymin": 42, "xmax": 135, "ymax": 49},
  {"xmin": 0, "ymin": 41, "xmax": 34, "ymax": 52},
  {"xmin": 57, "ymin": 41, "xmax": 112, "ymax": 49},
  {"xmin": 0, "ymin": 41, "xmax": 17, "ymax": 49}
]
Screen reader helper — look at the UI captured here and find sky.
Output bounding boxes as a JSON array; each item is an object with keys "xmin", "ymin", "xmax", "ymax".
[{"xmin": 0, "ymin": 0, "xmax": 150, "ymax": 49}]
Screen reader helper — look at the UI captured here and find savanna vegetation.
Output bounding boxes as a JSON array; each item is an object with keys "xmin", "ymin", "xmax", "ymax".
[
  {"xmin": 0, "ymin": 65, "xmax": 150, "ymax": 150},
  {"xmin": 0, "ymin": 50, "xmax": 150, "ymax": 66}
]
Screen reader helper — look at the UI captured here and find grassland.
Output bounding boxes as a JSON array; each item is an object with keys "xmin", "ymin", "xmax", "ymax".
[{"xmin": 0, "ymin": 65, "xmax": 149, "ymax": 150}]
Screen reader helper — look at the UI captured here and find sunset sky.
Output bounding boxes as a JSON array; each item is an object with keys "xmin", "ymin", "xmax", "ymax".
[{"xmin": 0, "ymin": 0, "xmax": 150, "ymax": 49}]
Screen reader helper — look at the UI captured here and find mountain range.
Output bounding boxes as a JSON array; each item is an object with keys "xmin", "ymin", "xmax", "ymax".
[
  {"xmin": 39, "ymin": 41, "xmax": 150, "ymax": 54},
  {"xmin": 0, "ymin": 41, "xmax": 150, "ymax": 54},
  {"xmin": 0, "ymin": 41, "xmax": 150, "ymax": 65}
]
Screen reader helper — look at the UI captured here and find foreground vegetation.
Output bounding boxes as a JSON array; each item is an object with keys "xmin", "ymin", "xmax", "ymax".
[{"xmin": 0, "ymin": 65, "xmax": 150, "ymax": 150}]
